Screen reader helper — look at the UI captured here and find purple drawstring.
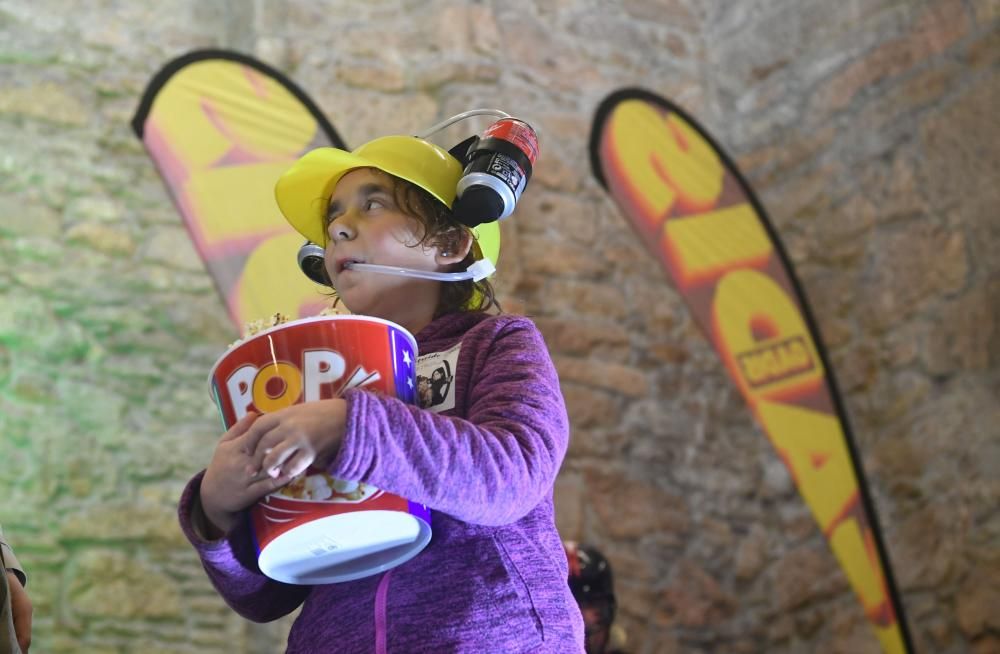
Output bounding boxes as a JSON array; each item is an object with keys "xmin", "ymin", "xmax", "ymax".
[{"xmin": 375, "ymin": 569, "xmax": 393, "ymax": 654}]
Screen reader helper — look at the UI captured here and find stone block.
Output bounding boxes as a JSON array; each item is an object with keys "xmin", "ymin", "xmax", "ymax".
[
  {"xmin": 60, "ymin": 503, "xmax": 186, "ymax": 546},
  {"xmin": 0, "ymin": 195, "xmax": 61, "ymax": 238},
  {"xmin": 880, "ymin": 151, "xmax": 928, "ymax": 221},
  {"xmin": 534, "ymin": 148, "xmax": 583, "ymax": 191},
  {"xmin": 617, "ymin": 538, "xmax": 671, "ymax": 583},
  {"xmin": 542, "ymin": 278, "xmax": 630, "ymax": 321},
  {"xmin": 810, "ymin": 0, "xmax": 968, "ymax": 115},
  {"xmin": 893, "ymin": 501, "xmax": 968, "ymax": 591},
  {"xmin": 853, "ymin": 368, "xmax": 931, "ymax": 428},
  {"xmin": 970, "ymin": 0, "xmax": 1000, "ymax": 23},
  {"xmin": 769, "ymin": 545, "xmax": 848, "ymax": 611},
  {"xmin": 622, "ymin": 0, "xmax": 699, "ymax": 29},
  {"xmin": 615, "ymin": 579, "xmax": 660, "ymax": 623},
  {"xmin": 435, "ymin": 4, "xmax": 501, "ymax": 55},
  {"xmin": 919, "ymin": 614, "xmax": 957, "ymax": 652},
  {"xmin": 955, "ymin": 567, "xmax": 1000, "ymax": 636},
  {"xmin": 766, "ymin": 612, "xmax": 795, "ymax": 643},
  {"xmin": 519, "ymin": 238, "xmax": 608, "ymax": 279},
  {"xmin": 411, "ymin": 59, "xmax": 501, "ymax": 89},
  {"xmin": 852, "ymin": 61, "xmax": 959, "ymax": 140},
  {"xmin": 859, "ymin": 217, "xmax": 969, "ymax": 330},
  {"xmin": 811, "ymin": 38, "xmax": 923, "ymax": 114},
  {"xmin": 140, "ymin": 226, "xmax": 206, "ymax": 272},
  {"xmin": 830, "ymin": 341, "xmax": 879, "ymax": 392},
  {"xmin": 553, "ymin": 470, "xmax": 584, "ymax": 539},
  {"xmin": 913, "ymin": 0, "xmax": 973, "ymax": 53},
  {"xmin": 63, "ymin": 196, "xmax": 123, "ymax": 224},
  {"xmin": 759, "ymin": 457, "xmax": 794, "ymax": 500},
  {"xmin": 922, "ymin": 284, "xmax": 997, "ymax": 375},
  {"xmin": 67, "ymin": 550, "xmax": 183, "ymax": 619},
  {"xmin": 534, "ymin": 317, "xmax": 632, "ymax": 358},
  {"xmin": 65, "ymin": 222, "xmax": 136, "ymax": 257},
  {"xmin": 0, "ymin": 82, "xmax": 89, "ymax": 126},
  {"xmin": 965, "ymin": 28, "xmax": 1000, "ymax": 69},
  {"xmin": 656, "ymin": 559, "xmax": 737, "ymax": 627},
  {"xmin": 822, "ymin": 603, "xmax": 883, "ymax": 654},
  {"xmin": 645, "ymin": 341, "xmax": 691, "ymax": 366},
  {"xmin": 735, "ymin": 126, "xmax": 837, "ymax": 189},
  {"xmin": 554, "ymin": 355, "xmax": 650, "ymax": 398},
  {"xmin": 899, "ymin": 377, "xmax": 999, "ymax": 488},
  {"xmin": 584, "ymin": 469, "xmax": 690, "ymax": 540},
  {"xmin": 689, "ymin": 516, "xmax": 735, "ymax": 567},
  {"xmin": 562, "ymin": 383, "xmax": 621, "ymax": 432},
  {"xmin": 972, "ymin": 635, "xmax": 1000, "ymax": 654},
  {"xmin": 871, "ymin": 433, "xmax": 927, "ymax": 486},
  {"xmin": 495, "ymin": 13, "xmax": 603, "ymax": 92},
  {"xmin": 518, "ymin": 189, "xmax": 602, "ymax": 243},
  {"xmin": 918, "ymin": 81, "xmax": 1000, "ymax": 217}
]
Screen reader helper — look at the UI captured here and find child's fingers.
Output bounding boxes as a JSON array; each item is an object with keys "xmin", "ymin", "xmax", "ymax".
[
  {"xmin": 239, "ymin": 412, "xmax": 280, "ymax": 458},
  {"xmin": 219, "ymin": 411, "xmax": 259, "ymax": 442},
  {"xmin": 260, "ymin": 441, "xmax": 302, "ymax": 478},
  {"xmin": 273, "ymin": 448, "xmax": 315, "ymax": 480},
  {"xmin": 247, "ymin": 469, "xmax": 295, "ymax": 496},
  {"xmin": 243, "ymin": 429, "xmax": 288, "ymax": 476}
]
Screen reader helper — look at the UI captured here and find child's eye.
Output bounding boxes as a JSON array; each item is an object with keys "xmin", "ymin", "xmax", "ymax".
[{"xmin": 365, "ymin": 197, "xmax": 387, "ymax": 212}]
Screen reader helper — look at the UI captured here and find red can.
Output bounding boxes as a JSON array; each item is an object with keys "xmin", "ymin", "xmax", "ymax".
[{"xmin": 208, "ymin": 315, "xmax": 430, "ymax": 584}]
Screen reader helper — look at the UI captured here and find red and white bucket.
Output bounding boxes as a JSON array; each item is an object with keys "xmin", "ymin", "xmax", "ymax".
[{"xmin": 208, "ymin": 315, "xmax": 431, "ymax": 584}]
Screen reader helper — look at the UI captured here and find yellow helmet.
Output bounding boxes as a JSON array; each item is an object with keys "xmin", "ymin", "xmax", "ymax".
[{"xmin": 274, "ymin": 135, "xmax": 500, "ymax": 270}]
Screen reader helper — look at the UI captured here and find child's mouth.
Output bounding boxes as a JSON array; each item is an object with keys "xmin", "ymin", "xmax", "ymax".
[{"xmin": 337, "ymin": 258, "xmax": 364, "ymax": 273}]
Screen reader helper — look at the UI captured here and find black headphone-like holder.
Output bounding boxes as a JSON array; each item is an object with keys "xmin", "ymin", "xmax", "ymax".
[{"xmin": 297, "ymin": 241, "xmax": 330, "ymax": 286}]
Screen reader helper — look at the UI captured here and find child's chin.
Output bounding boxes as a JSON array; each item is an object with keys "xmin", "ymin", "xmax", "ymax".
[{"xmin": 335, "ymin": 294, "xmax": 375, "ymax": 317}]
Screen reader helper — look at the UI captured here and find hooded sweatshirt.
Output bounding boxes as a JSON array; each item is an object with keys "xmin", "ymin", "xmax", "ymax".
[{"xmin": 178, "ymin": 311, "xmax": 585, "ymax": 653}]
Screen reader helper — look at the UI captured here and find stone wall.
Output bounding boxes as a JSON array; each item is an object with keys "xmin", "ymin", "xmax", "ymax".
[{"xmin": 0, "ymin": 0, "xmax": 996, "ymax": 652}]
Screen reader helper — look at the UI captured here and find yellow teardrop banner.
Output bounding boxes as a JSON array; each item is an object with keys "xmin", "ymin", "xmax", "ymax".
[
  {"xmin": 132, "ymin": 50, "xmax": 346, "ymax": 328},
  {"xmin": 589, "ymin": 89, "xmax": 912, "ymax": 654}
]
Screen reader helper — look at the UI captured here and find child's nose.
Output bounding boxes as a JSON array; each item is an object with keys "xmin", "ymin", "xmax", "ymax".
[{"xmin": 328, "ymin": 215, "xmax": 356, "ymax": 242}]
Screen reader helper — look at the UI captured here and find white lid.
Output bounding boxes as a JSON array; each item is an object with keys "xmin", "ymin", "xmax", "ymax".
[{"xmin": 257, "ymin": 511, "xmax": 432, "ymax": 584}]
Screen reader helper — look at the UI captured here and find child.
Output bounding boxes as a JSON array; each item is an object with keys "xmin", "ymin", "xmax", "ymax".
[{"xmin": 178, "ymin": 134, "xmax": 585, "ymax": 652}]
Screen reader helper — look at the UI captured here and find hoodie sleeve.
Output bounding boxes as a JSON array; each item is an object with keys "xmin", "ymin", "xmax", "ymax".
[
  {"xmin": 331, "ymin": 316, "xmax": 569, "ymax": 526},
  {"xmin": 177, "ymin": 471, "xmax": 310, "ymax": 622}
]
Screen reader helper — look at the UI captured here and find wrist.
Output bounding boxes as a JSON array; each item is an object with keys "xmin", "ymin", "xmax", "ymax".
[
  {"xmin": 203, "ymin": 510, "xmax": 234, "ymax": 539},
  {"xmin": 196, "ymin": 493, "xmax": 237, "ymax": 539},
  {"xmin": 317, "ymin": 398, "xmax": 349, "ymax": 468}
]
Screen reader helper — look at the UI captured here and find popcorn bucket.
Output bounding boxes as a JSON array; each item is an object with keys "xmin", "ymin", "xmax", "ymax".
[{"xmin": 207, "ymin": 315, "xmax": 431, "ymax": 584}]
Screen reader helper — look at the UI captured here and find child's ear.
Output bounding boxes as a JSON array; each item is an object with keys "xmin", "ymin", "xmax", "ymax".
[{"xmin": 435, "ymin": 228, "xmax": 474, "ymax": 266}]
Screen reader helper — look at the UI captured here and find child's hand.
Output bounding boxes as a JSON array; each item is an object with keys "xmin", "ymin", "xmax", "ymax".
[
  {"xmin": 241, "ymin": 399, "xmax": 348, "ymax": 482},
  {"xmin": 199, "ymin": 412, "xmax": 296, "ymax": 535}
]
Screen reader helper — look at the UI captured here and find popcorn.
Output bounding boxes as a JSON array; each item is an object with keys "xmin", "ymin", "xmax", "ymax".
[
  {"xmin": 230, "ymin": 303, "xmax": 351, "ymax": 348},
  {"xmin": 277, "ymin": 471, "xmax": 369, "ymax": 502},
  {"xmin": 243, "ymin": 312, "xmax": 292, "ymax": 338}
]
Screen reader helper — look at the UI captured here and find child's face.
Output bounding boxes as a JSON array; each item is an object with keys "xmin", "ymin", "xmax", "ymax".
[{"xmin": 323, "ymin": 168, "xmax": 442, "ymax": 321}]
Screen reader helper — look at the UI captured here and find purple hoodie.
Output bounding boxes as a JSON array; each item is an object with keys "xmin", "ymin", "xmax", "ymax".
[{"xmin": 178, "ymin": 311, "xmax": 586, "ymax": 653}]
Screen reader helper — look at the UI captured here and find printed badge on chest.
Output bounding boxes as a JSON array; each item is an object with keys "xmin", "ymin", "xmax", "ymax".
[{"xmin": 416, "ymin": 343, "xmax": 461, "ymax": 412}]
